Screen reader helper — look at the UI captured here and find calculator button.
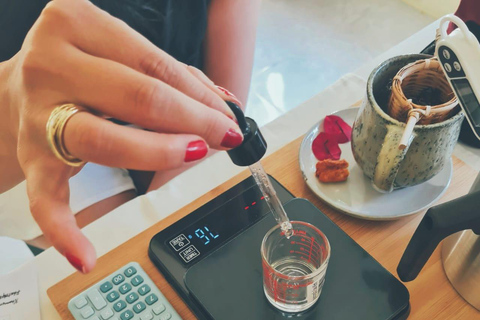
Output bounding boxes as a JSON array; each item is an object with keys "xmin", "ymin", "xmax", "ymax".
[
  {"xmin": 100, "ymin": 281, "xmax": 113, "ymax": 293},
  {"xmin": 124, "ymin": 266, "xmax": 137, "ymax": 277},
  {"xmin": 159, "ymin": 313, "xmax": 172, "ymax": 320},
  {"xmin": 145, "ymin": 293, "xmax": 158, "ymax": 305},
  {"xmin": 137, "ymin": 284, "xmax": 151, "ymax": 296},
  {"xmin": 74, "ymin": 296, "xmax": 88, "ymax": 309},
  {"xmin": 87, "ymin": 289, "xmax": 107, "ymax": 310},
  {"xmin": 106, "ymin": 291, "xmax": 120, "ymax": 302},
  {"xmin": 120, "ymin": 310, "xmax": 134, "ymax": 320},
  {"xmin": 133, "ymin": 301, "xmax": 146, "ymax": 314},
  {"xmin": 454, "ymin": 61, "xmax": 462, "ymax": 71},
  {"xmin": 80, "ymin": 306, "xmax": 94, "ymax": 318},
  {"xmin": 100, "ymin": 307, "xmax": 114, "ymax": 320},
  {"xmin": 126, "ymin": 292, "xmax": 139, "ymax": 304},
  {"xmin": 140, "ymin": 312, "xmax": 153, "ymax": 320},
  {"xmin": 131, "ymin": 275, "xmax": 144, "ymax": 286},
  {"xmin": 444, "ymin": 63, "xmax": 452, "ymax": 73},
  {"xmin": 119, "ymin": 283, "xmax": 132, "ymax": 294},
  {"xmin": 113, "ymin": 300, "xmax": 127, "ymax": 312},
  {"xmin": 112, "ymin": 274, "xmax": 125, "ymax": 285},
  {"xmin": 152, "ymin": 303, "xmax": 166, "ymax": 315}
]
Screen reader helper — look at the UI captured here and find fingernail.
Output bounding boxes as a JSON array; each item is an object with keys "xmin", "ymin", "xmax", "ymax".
[
  {"xmin": 185, "ymin": 140, "xmax": 208, "ymax": 162},
  {"xmin": 216, "ymin": 86, "xmax": 243, "ymax": 107},
  {"xmin": 221, "ymin": 129, "xmax": 243, "ymax": 148},
  {"xmin": 227, "ymin": 114, "xmax": 238, "ymax": 124},
  {"xmin": 66, "ymin": 252, "xmax": 86, "ymax": 273}
]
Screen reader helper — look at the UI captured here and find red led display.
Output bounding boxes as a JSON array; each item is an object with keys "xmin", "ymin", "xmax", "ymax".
[{"xmin": 244, "ymin": 196, "xmax": 266, "ymax": 210}]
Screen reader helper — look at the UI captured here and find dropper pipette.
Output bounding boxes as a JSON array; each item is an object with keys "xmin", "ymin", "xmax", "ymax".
[
  {"xmin": 249, "ymin": 161, "xmax": 293, "ymax": 238},
  {"xmin": 225, "ymin": 102, "xmax": 293, "ymax": 238}
]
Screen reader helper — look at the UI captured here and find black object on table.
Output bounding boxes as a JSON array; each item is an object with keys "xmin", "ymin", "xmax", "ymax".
[
  {"xmin": 421, "ymin": 20, "xmax": 480, "ymax": 148},
  {"xmin": 149, "ymin": 176, "xmax": 410, "ymax": 320}
]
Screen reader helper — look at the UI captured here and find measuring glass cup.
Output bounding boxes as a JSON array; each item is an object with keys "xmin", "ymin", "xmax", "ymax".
[{"xmin": 261, "ymin": 221, "xmax": 330, "ymax": 313}]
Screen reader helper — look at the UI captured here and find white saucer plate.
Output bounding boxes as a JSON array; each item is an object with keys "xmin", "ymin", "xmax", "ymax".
[{"xmin": 299, "ymin": 108, "xmax": 453, "ymax": 220}]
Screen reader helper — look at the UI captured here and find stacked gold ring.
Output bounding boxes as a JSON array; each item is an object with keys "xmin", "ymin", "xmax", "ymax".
[{"xmin": 46, "ymin": 104, "xmax": 87, "ymax": 167}]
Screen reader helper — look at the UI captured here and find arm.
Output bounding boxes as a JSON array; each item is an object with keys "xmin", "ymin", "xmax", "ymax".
[
  {"xmin": 147, "ymin": 0, "xmax": 261, "ymax": 190},
  {"xmin": 0, "ymin": 59, "xmax": 24, "ymax": 193},
  {"xmin": 204, "ymin": 0, "xmax": 261, "ymax": 106}
]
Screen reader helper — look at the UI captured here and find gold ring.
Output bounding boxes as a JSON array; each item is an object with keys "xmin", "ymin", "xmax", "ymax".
[{"xmin": 46, "ymin": 104, "xmax": 87, "ymax": 167}]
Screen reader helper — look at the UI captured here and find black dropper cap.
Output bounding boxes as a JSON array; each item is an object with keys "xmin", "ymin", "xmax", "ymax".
[{"xmin": 226, "ymin": 101, "xmax": 267, "ymax": 166}]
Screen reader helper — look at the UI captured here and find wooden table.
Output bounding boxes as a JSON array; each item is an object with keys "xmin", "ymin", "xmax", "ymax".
[{"xmin": 48, "ymin": 134, "xmax": 480, "ymax": 319}]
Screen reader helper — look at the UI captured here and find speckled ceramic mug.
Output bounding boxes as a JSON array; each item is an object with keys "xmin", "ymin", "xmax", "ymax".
[{"xmin": 352, "ymin": 54, "xmax": 465, "ymax": 193}]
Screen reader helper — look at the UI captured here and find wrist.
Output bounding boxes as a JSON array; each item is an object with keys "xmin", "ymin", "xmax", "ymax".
[
  {"xmin": 0, "ymin": 59, "xmax": 18, "ymax": 145},
  {"xmin": 0, "ymin": 58, "xmax": 24, "ymax": 193}
]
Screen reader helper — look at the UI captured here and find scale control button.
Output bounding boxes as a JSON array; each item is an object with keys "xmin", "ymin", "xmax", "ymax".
[
  {"xmin": 444, "ymin": 63, "xmax": 452, "ymax": 72},
  {"xmin": 169, "ymin": 234, "xmax": 190, "ymax": 251},
  {"xmin": 87, "ymin": 289, "xmax": 107, "ymax": 310},
  {"xmin": 100, "ymin": 308, "xmax": 114, "ymax": 319},
  {"xmin": 80, "ymin": 306, "xmax": 94, "ymax": 318},
  {"xmin": 74, "ymin": 296, "xmax": 88, "ymax": 309},
  {"xmin": 179, "ymin": 245, "xmax": 200, "ymax": 263},
  {"xmin": 153, "ymin": 303, "xmax": 166, "ymax": 315},
  {"xmin": 453, "ymin": 61, "xmax": 462, "ymax": 71},
  {"xmin": 443, "ymin": 49, "xmax": 451, "ymax": 60}
]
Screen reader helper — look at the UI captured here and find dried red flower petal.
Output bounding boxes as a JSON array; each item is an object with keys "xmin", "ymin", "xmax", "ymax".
[
  {"xmin": 323, "ymin": 115, "xmax": 352, "ymax": 143},
  {"xmin": 312, "ymin": 132, "xmax": 341, "ymax": 161}
]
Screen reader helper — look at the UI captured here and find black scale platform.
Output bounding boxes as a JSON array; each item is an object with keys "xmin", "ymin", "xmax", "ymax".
[{"xmin": 149, "ymin": 176, "xmax": 410, "ymax": 320}]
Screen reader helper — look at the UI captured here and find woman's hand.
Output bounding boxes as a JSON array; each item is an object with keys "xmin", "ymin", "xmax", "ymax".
[{"xmin": 0, "ymin": 0, "xmax": 243, "ymax": 273}]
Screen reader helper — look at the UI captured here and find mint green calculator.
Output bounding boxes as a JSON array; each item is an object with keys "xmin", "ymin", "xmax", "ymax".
[{"xmin": 68, "ymin": 262, "xmax": 182, "ymax": 320}]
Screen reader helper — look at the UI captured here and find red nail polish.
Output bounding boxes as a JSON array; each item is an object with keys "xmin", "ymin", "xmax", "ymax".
[
  {"xmin": 185, "ymin": 140, "xmax": 208, "ymax": 162},
  {"xmin": 216, "ymin": 86, "xmax": 242, "ymax": 106},
  {"xmin": 66, "ymin": 252, "xmax": 85, "ymax": 273},
  {"xmin": 221, "ymin": 129, "xmax": 243, "ymax": 148},
  {"xmin": 227, "ymin": 114, "xmax": 239, "ymax": 124}
]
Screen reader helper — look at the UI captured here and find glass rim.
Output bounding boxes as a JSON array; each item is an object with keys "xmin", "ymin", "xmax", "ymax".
[{"xmin": 260, "ymin": 221, "xmax": 331, "ymax": 281}]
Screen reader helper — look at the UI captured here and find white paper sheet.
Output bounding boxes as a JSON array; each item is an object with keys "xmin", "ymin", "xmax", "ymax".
[{"xmin": 0, "ymin": 238, "xmax": 40, "ymax": 320}]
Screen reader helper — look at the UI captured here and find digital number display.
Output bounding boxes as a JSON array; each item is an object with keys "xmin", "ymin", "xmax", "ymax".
[
  {"xmin": 167, "ymin": 185, "xmax": 274, "ymax": 264},
  {"xmin": 451, "ymin": 78, "xmax": 480, "ymax": 126}
]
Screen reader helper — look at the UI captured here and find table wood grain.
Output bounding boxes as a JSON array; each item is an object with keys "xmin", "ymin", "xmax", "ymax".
[{"xmin": 48, "ymin": 135, "xmax": 480, "ymax": 319}]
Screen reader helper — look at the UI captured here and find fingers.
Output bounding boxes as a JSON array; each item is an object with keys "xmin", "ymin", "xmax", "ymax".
[
  {"xmin": 24, "ymin": 162, "xmax": 96, "ymax": 273},
  {"xmin": 63, "ymin": 113, "xmax": 210, "ymax": 170},
  {"xmin": 68, "ymin": 1, "xmax": 236, "ymax": 119},
  {"xmin": 66, "ymin": 53, "xmax": 243, "ymax": 150},
  {"xmin": 185, "ymin": 65, "xmax": 243, "ymax": 108}
]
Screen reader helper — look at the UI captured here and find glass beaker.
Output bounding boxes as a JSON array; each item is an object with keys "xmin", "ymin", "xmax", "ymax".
[{"xmin": 261, "ymin": 221, "xmax": 330, "ymax": 313}]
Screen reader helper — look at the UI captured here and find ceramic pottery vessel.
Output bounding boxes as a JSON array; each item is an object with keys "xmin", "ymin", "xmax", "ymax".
[{"xmin": 352, "ymin": 54, "xmax": 465, "ymax": 193}]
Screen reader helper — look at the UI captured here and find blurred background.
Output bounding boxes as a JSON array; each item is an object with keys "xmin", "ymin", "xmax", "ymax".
[{"xmin": 246, "ymin": 0, "xmax": 460, "ymax": 126}]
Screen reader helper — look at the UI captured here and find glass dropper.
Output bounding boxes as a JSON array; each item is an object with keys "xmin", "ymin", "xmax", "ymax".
[
  {"xmin": 249, "ymin": 161, "xmax": 293, "ymax": 238},
  {"xmin": 225, "ymin": 101, "xmax": 293, "ymax": 238}
]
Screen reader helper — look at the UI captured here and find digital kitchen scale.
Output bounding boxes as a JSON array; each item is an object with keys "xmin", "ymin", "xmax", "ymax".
[{"xmin": 149, "ymin": 175, "xmax": 410, "ymax": 319}]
